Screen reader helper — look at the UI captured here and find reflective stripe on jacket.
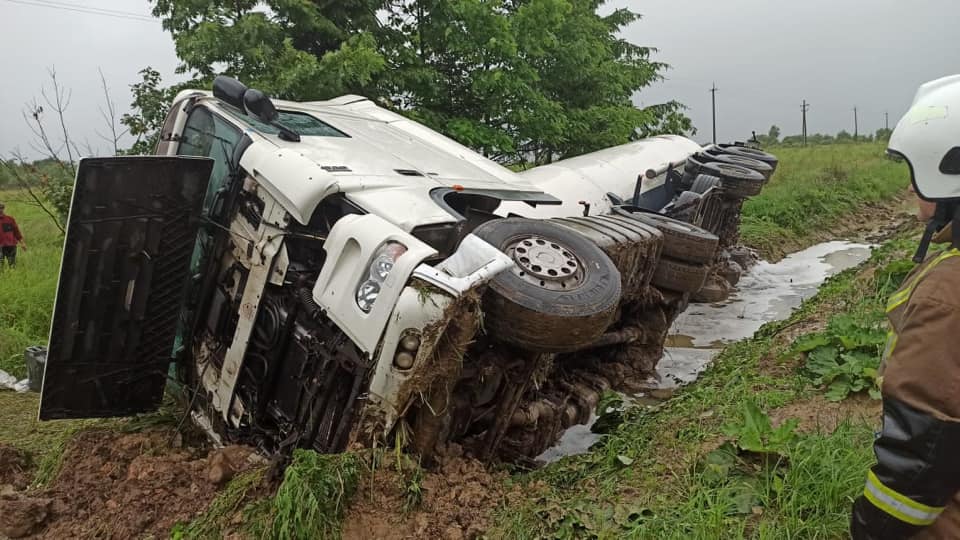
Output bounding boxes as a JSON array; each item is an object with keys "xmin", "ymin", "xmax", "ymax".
[{"xmin": 852, "ymin": 248, "xmax": 960, "ymax": 540}]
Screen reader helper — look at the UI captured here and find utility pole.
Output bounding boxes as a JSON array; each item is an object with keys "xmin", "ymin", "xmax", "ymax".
[
  {"xmin": 801, "ymin": 100, "xmax": 810, "ymax": 146},
  {"xmin": 885, "ymin": 111, "xmax": 889, "ymax": 131},
  {"xmin": 853, "ymin": 106, "xmax": 859, "ymax": 139},
  {"xmin": 710, "ymin": 83, "xmax": 718, "ymax": 144}
]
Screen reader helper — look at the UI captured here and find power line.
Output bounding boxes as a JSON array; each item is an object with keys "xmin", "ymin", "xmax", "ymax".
[
  {"xmin": 27, "ymin": 0, "xmax": 152, "ymax": 17},
  {"xmin": 2, "ymin": 0, "xmax": 156, "ymax": 22}
]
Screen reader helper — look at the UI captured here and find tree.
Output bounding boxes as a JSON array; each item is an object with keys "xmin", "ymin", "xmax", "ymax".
[
  {"xmin": 144, "ymin": 0, "xmax": 690, "ymax": 165},
  {"xmin": 150, "ymin": 0, "xmax": 386, "ymax": 101},
  {"xmin": 875, "ymin": 128, "xmax": 893, "ymax": 141},
  {"xmin": 767, "ymin": 125, "xmax": 780, "ymax": 142},
  {"xmin": 121, "ymin": 67, "xmax": 186, "ymax": 155}
]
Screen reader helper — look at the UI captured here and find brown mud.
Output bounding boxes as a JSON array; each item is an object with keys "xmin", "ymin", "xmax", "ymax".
[
  {"xmin": 0, "ymin": 428, "xmax": 261, "ymax": 539},
  {"xmin": 762, "ymin": 191, "xmax": 915, "ymax": 261},
  {"xmin": 343, "ymin": 453, "xmax": 517, "ymax": 540}
]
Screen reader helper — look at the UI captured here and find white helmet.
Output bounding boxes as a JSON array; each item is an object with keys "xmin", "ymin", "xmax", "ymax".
[{"xmin": 889, "ymin": 74, "xmax": 960, "ymax": 201}]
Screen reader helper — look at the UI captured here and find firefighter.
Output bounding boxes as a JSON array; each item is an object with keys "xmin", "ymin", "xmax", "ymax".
[
  {"xmin": 851, "ymin": 74, "xmax": 960, "ymax": 539},
  {"xmin": 0, "ymin": 202, "xmax": 26, "ymax": 267}
]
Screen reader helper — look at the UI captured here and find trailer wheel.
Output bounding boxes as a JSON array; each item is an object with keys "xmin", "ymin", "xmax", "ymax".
[
  {"xmin": 651, "ymin": 257, "xmax": 710, "ymax": 293},
  {"xmin": 701, "ymin": 152, "xmax": 774, "ymax": 180},
  {"xmin": 472, "ymin": 218, "xmax": 622, "ymax": 353},
  {"xmin": 668, "ymin": 191, "xmax": 702, "ymax": 222},
  {"xmin": 690, "ymin": 174, "xmax": 721, "ymax": 194},
  {"xmin": 718, "ymin": 146, "xmax": 779, "ymax": 172},
  {"xmin": 624, "ymin": 212, "xmax": 719, "ymax": 264},
  {"xmin": 699, "ymin": 161, "xmax": 765, "ymax": 199}
]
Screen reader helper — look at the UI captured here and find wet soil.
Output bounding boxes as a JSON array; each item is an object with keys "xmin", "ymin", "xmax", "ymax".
[
  {"xmin": 343, "ymin": 453, "xmax": 517, "ymax": 540},
  {"xmin": 759, "ymin": 191, "xmax": 915, "ymax": 261},
  {"xmin": 770, "ymin": 393, "xmax": 880, "ymax": 434},
  {"xmin": 0, "ymin": 443, "xmax": 32, "ymax": 491},
  {"xmin": 0, "ymin": 428, "xmax": 261, "ymax": 539}
]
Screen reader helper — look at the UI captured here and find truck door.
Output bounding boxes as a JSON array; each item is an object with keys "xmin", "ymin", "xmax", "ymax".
[{"xmin": 39, "ymin": 156, "xmax": 212, "ymax": 419}]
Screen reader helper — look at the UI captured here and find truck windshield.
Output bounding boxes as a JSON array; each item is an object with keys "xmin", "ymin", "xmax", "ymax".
[{"xmin": 226, "ymin": 108, "xmax": 349, "ymax": 138}]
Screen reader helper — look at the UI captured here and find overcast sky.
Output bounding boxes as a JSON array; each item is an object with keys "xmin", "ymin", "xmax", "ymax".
[{"xmin": 2, "ymin": 0, "xmax": 959, "ymax": 157}]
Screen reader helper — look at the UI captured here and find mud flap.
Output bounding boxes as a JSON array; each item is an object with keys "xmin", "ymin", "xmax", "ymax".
[{"xmin": 39, "ymin": 156, "xmax": 212, "ymax": 420}]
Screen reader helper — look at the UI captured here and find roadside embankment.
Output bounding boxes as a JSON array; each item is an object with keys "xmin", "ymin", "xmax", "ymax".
[
  {"xmin": 739, "ymin": 142, "xmax": 910, "ymax": 260},
  {"xmin": 491, "ymin": 224, "xmax": 921, "ymax": 539}
]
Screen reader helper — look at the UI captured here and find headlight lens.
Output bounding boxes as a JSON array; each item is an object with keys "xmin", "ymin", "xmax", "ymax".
[{"xmin": 356, "ymin": 241, "xmax": 407, "ymax": 312}]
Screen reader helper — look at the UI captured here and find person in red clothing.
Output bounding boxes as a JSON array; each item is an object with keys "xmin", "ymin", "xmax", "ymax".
[{"xmin": 0, "ymin": 202, "xmax": 26, "ymax": 267}]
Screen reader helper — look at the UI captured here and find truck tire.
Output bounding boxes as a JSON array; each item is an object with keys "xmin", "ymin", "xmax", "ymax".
[
  {"xmin": 700, "ymin": 152, "xmax": 774, "ymax": 180},
  {"xmin": 683, "ymin": 154, "xmax": 704, "ymax": 177},
  {"xmin": 472, "ymin": 218, "xmax": 622, "ymax": 353},
  {"xmin": 718, "ymin": 146, "xmax": 779, "ymax": 172},
  {"xmin": 690, "ymin": 174, "xmax": 720, "ymax": 194},
  {"xmin": 624, "ymin": 212, "xmax": 719, "ymax": 264},
  {"xmin": 699, "ymin": 161, "xmax": 765, "ymax": 199},
  {"xmin": 669, "ymin": 191, "xmax": 702, "ymax": 222},
  {"xmin": 651, "ymin": 257, "xmax": 710, "ymax": 293}
]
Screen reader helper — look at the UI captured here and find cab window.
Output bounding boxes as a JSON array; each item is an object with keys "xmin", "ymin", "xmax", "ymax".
[{"xmin": 177, "ymin": 106, "xmax": 243, "ymax": 215}]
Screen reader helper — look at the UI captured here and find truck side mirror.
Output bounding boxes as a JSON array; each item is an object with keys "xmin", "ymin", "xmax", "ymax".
[
  {"xmin": 242, "ymin": 89, "xmax": 279, "ymax": 124},
  {"xmin": 212, "ymin": 76, "xmax": 248, "ymax": 110}
]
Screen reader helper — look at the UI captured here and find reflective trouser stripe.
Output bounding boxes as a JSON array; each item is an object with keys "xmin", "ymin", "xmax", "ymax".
[{"xmin": 863, "ymin": 471, "xmax": 944, "ymax": 526}]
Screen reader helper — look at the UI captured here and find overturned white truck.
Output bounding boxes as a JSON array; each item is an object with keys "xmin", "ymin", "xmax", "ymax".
[{"xmin": 39, "ymin": 77, "xmax": 776, "ymax": 462}]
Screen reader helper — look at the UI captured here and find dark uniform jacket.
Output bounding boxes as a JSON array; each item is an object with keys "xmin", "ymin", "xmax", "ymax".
[{"xmin": 852, "ymin": 247, "xmax": 960, "ymax": 539}]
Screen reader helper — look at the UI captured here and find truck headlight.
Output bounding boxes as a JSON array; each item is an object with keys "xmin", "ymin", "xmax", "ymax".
[{"xmin": 356, "ymin": 241, "xmax": 407, "ymax": 312}]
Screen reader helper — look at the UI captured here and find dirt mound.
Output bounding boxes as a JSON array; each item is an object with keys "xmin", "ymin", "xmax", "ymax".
[
  {"xmin": 0, "ymin": 428, "xmax": 261, "ymax": 539},
  {"xmin": 343, "ymin": 452, "xmax": 515, "ymax": 540},
  {"xmin": 0, "ymin": 443, "xmax": 32, "ymax": 490}
]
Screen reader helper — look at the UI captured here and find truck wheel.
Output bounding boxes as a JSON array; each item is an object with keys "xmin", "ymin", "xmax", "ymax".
[
  {"xmin": 472, "ymin": 218, "xmax": 622, "ymax": 353},
  {"xmin": 624, "ymin": 212, "xmax": 719, "ymax": 264},
  {"xmin": 699, "ymin": 162, "xmax": 765, "ymax": 199},
  {"xmin": 690, "ymin": 174, "xmax": 720, "ymax": 194},
  {"xmin": 718, "ymin": 146, "xmax": 779, "ymax": 172},
  {"xmin": 701, "ymin": 152, "xmax": 774, "ymax": 180},
  {"xmin": 683, "ymin": 154, "xmax": 704, "ymax": 177},
  {"xmin": 651, "ymin": 257, "xmax": 710, "ymax": 293},
  {"xmin": 668, "ymin": 191, "xmax": 702, "ymax": 222}
]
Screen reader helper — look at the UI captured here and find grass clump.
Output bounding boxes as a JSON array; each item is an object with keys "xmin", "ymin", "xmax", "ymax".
[{"xmin": 268, "ymin": 449, "xmax": 361, "ymax": 539}]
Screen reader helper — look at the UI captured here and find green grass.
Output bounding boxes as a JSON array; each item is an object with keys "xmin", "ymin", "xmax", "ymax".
[
  {"xmin": 492, "ymin": 231, "xmax": 920, "ymax": 539},
  {"xmin": 0, "ymin": 191, "xmax": 63, "ymax": 377},
  {"xmin": 740, "ymin": 142, "xmax": 909, "ymax": 257}
]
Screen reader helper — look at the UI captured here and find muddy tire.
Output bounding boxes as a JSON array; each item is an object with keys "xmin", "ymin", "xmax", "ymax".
[
  {"xmin": 692, "ymin": 275, "xmax": 731, "ymax": 303},
  {"xmin": 718, "ymin": 146, "xmax": 779, "ymax": 172},
  {"xmin": 651, "ymin": 257, "xmax": 710, "ymax": 293},
  {"xmin": 699, "ymin": 161, "xmax": 765, "ymax": 199},
  {"xmin": 690, "ymin": 174, "xmax": 720, "ymax": 194},
  {"xmin": 669, "ymin": 191, "xmax": 702, "ymax": 222},
  {"xmin": 623, "ymin": 212, "xmax": 719, "ymax": 264},
  {"xmin": 472, "ymin": 218, "xmax": 622, "ymax": 353},
  {"xmin": 701, "ymin": 152, "xmax": 774, "ymax": 180}
]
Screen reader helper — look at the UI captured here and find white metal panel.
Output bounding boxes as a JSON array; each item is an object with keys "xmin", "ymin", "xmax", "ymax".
[
  {"xmin": 312, "ymin": 214, "xmax": 437, "ymax": 355},
  {"xmin": 238, "ymin": 143, "xmax": 344, "ymax": 224},
  {"xmin": 501, "ymin": 135, "xmax": 703, "ymax": 219}
]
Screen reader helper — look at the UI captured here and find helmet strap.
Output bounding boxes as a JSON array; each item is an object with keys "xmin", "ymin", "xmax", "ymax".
[{"xmin": 914, "ymin": 202, "xmax": 958, "ymax": 262}]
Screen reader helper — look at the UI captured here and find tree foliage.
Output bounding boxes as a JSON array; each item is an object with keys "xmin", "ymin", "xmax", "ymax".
[{"xmin": 140, "ymin": 0, "xmax": 691, "ymax": 164}]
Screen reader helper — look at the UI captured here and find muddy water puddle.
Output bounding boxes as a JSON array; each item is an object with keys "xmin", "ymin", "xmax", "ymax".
[
  {"xmin": 670, "ymin": 241, "xmax": 873, "ymax": 348},
  {"xmin": 536, "ymin": 240, "xmax": 873, "ymax": 463}
]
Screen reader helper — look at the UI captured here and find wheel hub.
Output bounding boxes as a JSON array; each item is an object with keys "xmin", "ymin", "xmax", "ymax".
[{"xmin": 506, "ymin": 235, "xmax": 584, "ymax": 290}]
